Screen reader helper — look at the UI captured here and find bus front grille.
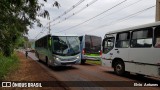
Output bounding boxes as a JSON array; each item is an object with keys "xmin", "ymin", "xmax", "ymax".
[
  {"xmin": 60, "ymin": 58, "xmax": 76, "ymax": 61},
  {"xmin": 61, "ymin": 62, "xmax": 76, "ymax": 65}
]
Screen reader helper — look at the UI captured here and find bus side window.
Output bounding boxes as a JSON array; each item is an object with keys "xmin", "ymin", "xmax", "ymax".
[
  {"xmin": 116, "ymin": 32, "xmax": 130, "ymax": 48},
  {"xmin": 154, "ymin": 27, "xmax": 160, "ymax": 48},
  {"xmin": 131, "ymin": 28, "xmax": 153, "ymax": 48}
]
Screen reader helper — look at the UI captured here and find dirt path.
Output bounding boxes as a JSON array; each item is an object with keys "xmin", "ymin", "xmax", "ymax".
[{"xmin": 2, "ymin": 52, "xmax": 69, "ymax": 90}]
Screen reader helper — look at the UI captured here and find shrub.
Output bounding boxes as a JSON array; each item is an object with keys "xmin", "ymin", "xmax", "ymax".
[{"xmin": 0, "ymin": 53, "xmax": 19, "ymax": 80}]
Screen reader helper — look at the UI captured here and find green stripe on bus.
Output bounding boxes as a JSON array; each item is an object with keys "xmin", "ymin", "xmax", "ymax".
[{"xmin": 85, "ymin": 53, "xmax": 100, "ymax": 56}]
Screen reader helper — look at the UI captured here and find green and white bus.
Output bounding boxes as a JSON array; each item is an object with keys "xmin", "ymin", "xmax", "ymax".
[
  {"xmin": 35, "ymin": 34, "xmax": 81, "ymax": 66},
  {"xmin": 79, "ymin": 34, "xmax": 102, "ymax": 64}
]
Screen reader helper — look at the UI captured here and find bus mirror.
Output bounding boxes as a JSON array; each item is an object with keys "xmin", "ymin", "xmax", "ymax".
[{"xmin": 102, "ymin": 40, "xmax": 105, "ymax": 46}]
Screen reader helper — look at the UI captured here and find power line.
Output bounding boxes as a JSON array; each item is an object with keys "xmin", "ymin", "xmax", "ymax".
[
  {"xmin": 97, "ymin": 0, "xmax": 143, "ymax": 21},
  {"xmin": 34, "ymin": 0, "xmax": 86, "ymax": 39},
  {"xmin": 50, "ymin": 0, "xmax": 86, "ymax": 24},
  {"xmin": 50, "ymin": 0, "xmax": 98, "ymax": 27},
  {"xmin": 62, "ymin": 0, "xmax": 143, "ymax": 33},
  {"xmin": 55, "ymin": 0, "xmax": 128, "ymax": 33},
  {"xmin": 34, "ymin": 27, "xmax": 47, "ymax": 39},
  {"xmin": 79, "ymin": 5, "xmax": 155, "ymax": 34}
]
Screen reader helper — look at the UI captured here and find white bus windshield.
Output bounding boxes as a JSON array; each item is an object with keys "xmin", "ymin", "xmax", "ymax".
[{"xmin": 52, "ymin": 36, "xmax": 80, "ymax": 56}]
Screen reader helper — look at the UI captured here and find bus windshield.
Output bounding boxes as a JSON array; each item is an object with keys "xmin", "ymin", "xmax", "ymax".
[
  {"xmin": 103, "ymin": 37, "xmax": 114, "ymax": 54},
  {"xmin": 52, "ymin": 36, "xmax": 80, "ymax": 56}
]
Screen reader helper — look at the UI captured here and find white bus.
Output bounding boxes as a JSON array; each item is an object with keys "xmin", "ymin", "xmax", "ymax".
[
  {"xmin": 79, "ymin": 35, "xmax": 102, "ymax": 64},
  {"xmin": 35, "ymin": 34, "xmax": 81, "ymax": 66},
  {"xmin": 101, "ymin": 21, "xmax": 160, "ymax": 78}
]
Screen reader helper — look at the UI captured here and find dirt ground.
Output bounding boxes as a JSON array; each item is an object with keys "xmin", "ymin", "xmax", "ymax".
[{"xmin": 1, "ymin": 52, "xmax": 69, "ymax": 90}]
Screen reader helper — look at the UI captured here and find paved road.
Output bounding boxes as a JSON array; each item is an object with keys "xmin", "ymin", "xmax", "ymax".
[{"xmin": 24, "ymin": 51, "xmax": 159, "ymax": 90}]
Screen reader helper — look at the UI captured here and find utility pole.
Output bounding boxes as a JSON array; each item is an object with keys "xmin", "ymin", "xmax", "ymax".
[
  {"xmin": 48, "ymin": 22, "xmax": 51, "ymax": 34},
  {"xmin": 156, "ymin": 0, "xmax": 160, "ymax": 21}
]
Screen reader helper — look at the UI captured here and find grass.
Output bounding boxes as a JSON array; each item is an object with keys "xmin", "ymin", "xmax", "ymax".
[
  {"xmin": 0, "ymin": 52, "xmax": 19, "ymax": 80},
  {"xmin": 86, "ymin": 60, "xmax": 101, "ymax": 65}
]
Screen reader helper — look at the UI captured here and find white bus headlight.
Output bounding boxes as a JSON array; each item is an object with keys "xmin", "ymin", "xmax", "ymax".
[
  {"xmin": 55, "ymin": 57, "xmax": 60, "ymax": 61},
  {"xmin": 76, "ymin": 56, "xmax": 80, "ymax": 59},
  {"xmin": 56, "ymin": 57, "xmax": 60, "ymax": 60}
]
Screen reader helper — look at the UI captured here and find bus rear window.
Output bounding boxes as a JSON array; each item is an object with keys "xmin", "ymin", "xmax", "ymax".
[{"xmin": 85, "ymin": 35, "xmax": 102, "ymax": 54}]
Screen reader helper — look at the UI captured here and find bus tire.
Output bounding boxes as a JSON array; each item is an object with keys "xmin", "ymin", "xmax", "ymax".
[
  {"xmin": 81, "ymin": 59, "xmax": 86, "ymax": 64},
  {"xmin": 114, "ymin": 61, "xmax": 125, "ymax": 75}
]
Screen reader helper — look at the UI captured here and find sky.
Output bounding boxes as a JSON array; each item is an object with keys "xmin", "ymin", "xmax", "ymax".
[{"xmin": 27, "ymin": 0, "xmax": 156, "ymax": 39}]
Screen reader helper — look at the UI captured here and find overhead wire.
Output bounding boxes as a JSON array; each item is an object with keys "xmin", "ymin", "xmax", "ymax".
[
  {"xmin": 50, "ymin": 0, "xmax": 86, "ymax": 23},
  {"xmin": 55, "ymin": 0, "xmax": 128, "ymax": 33},
  {"xmin": 97, "ymin": 0, "xmax": 143, "ymax": 21},
  {"xmin": 50, "ymin": 0, "xmax": 98, "ymax": 27},
  {"xmin": 35, "ymin": 0, "xmax": 153, "ymax": 39},
  {"xmin": 34, "ymin": 0, "xmax": 86, "ymax": 39},
  {"xmin": 78, "ymin": 5, "xmax": 156, "ymax": 34}
]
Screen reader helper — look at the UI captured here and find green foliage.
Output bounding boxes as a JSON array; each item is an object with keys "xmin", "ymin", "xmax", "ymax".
[
  {"xmin": 0, "ymin": 51, "xmax": 3, "ymax": 57},
  {"xmin": 0, "ymin": 0, "xmax": 60, "ymax": 56},
  {"xmin": 0, "ymin": 53, "xmax": 19, "ymax": 80},
  {"xmin": 15, "ymin": 36, "xmax": 26, "ymax": 48}
]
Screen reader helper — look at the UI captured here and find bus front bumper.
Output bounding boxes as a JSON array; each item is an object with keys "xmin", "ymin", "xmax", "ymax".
[
  {"xmin": 51, "ymin": 58, "xmax": 81, "ymax": 66},
  {"xmin": 82, "ymin": 55, "xmax": 101, "ymax": 60},
  {"xmin": 101, "ymin": 58, "xmax": 112, "ymax": 67}
]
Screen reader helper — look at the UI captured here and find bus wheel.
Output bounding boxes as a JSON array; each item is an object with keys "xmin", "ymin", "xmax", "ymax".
[
  {"xmin": 81, "ymin": 59, "xmax": 86, "ymax": 64},
  {"xmin": 114, "ymin": 61, "xmax": 125, "ymax": 75}
]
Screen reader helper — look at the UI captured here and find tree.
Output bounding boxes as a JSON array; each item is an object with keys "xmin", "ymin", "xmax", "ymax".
[{"xmin": 0, "ymin": 0, "xmax": 60, "ymax": 56}]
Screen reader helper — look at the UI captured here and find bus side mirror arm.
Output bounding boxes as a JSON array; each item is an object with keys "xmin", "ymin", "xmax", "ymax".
[{"xmin": 102, "ymin": 40, "xmax": 105, "ymax": 46}]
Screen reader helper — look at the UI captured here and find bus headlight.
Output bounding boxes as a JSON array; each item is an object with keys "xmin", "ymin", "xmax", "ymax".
[
  {"xmin": 55, "ymin": 57, "xmax": 60, "ymax": 61},
  {"xmin": 76, "ymin": 56, "xmax": 80, "ymax": 59},
  {"xmin": 54, "ymin": 57, "xmax": 60, "ymax": 61}
]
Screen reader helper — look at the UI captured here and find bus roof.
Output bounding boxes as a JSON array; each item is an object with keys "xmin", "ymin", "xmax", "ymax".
[
  {"xmin": 36, "ymin": 33, "xmax": 79, "ymax": 40},
  {"xmin": 51, "ymin": 33, "xmax": 79, "ymax": 36},
  {"xmin": 80, "ymin": 34, "xmax": 101, "ymax": 38},
  {"xmin": 106, "ymin": 21, "xmax": 160, "ymax": 35}
]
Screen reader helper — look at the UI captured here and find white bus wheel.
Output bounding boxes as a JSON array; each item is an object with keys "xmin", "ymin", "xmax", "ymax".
[{"xmin": 114, "ymin": 61, "xmax": 125, "ymax": 75}]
